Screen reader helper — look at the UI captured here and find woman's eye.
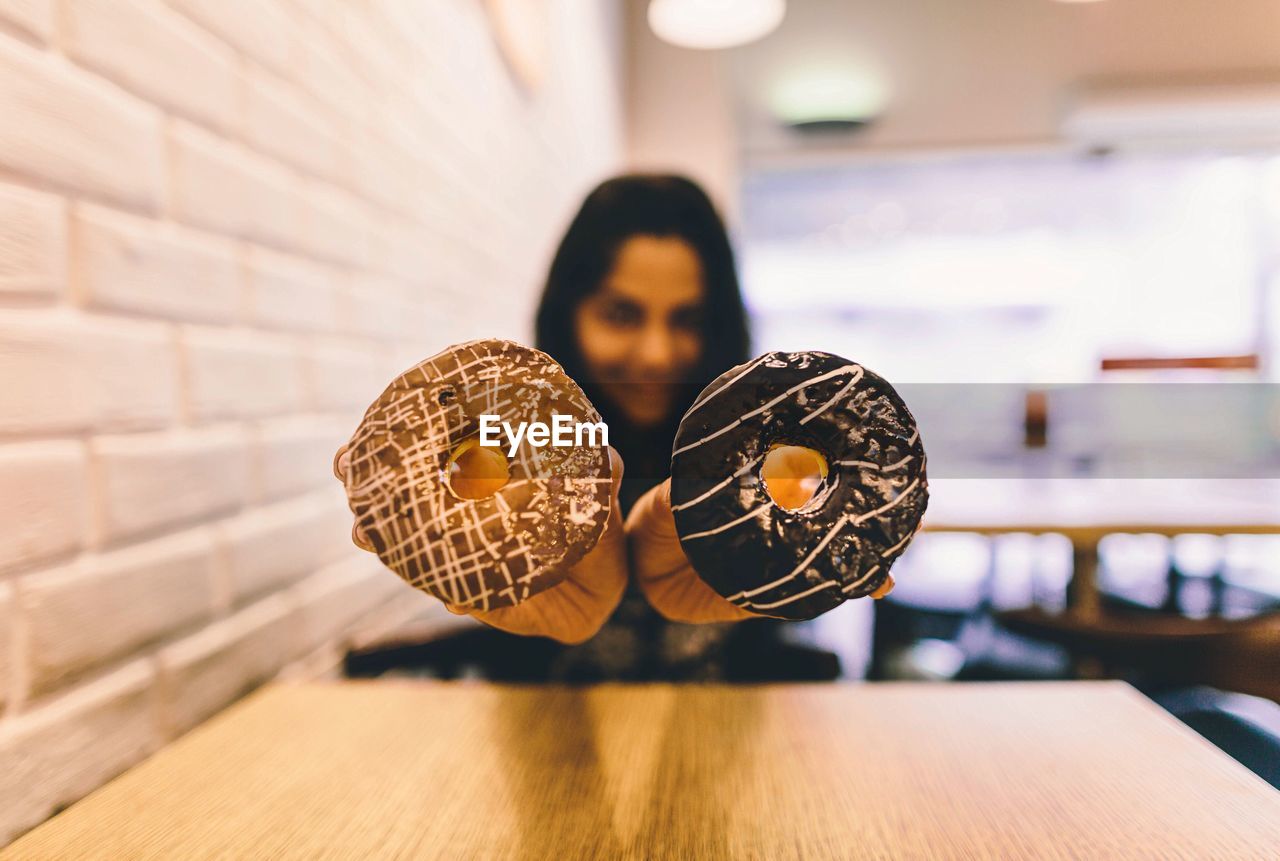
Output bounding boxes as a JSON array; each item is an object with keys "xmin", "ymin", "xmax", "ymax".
[
  {"xmin": 671, "ymin": 307, "xmax": 704, "ymax": 333},
  {"xmin": 599, "ymin": 301, "xmax": 642, "ymax": 327}
]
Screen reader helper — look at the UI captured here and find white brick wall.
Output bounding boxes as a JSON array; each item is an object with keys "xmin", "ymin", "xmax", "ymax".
[
  {"xmin": 0, "ymin": 37, "xmax": 164, "ymax": 211},
  {"xmin": 0, "ymin": 660, "xmax": 159, "ymax": 837},
  {"xmin": 0, "ymin": 440, "xmax": 88, "ymax": 574},
  {"xmin": 0, "ymin": 184, "xmax": 64, "ymax": 302},
  {"xmin": 74, "ymin": 203, "xmax": 241, "ymax": 324},
  {"xmin": 0, "ymin": 0, "xmax": 623, "ymax": 846},
  {"xmin": 0, "ymin": 311, "xmax": 179, "ymax": 434},
  {"xmin": 90, "ymin": 426, "xmax": 250, "ymax": 545},
  {"xmin": 180, "ymin": 326, "xmax": 303, "ymax": 421},
  {"xmin": 215, "ymin": 493, "xmax": 347, "ymax": 602},
  {"xmin": 154, "ymin": 591, "xmax": 297, "ymax": 738},
  {"xmin": 249, "ymin": 417, "xmax": 346, "ymax": 503},
  {"xmin": 0, "ymin": 582, "xmax": 13, "ymax": 709},
  {"xmin": 245, "ymin": 246, "xmax": 342, "ymax": 334},
  {"xmin": 0, "ymin": 0, "xmax": 55, "ymax": 44},
  {"xmin": 23, "ymin": 526, "xmax": 219, "ymax": 695},
  {"xmin": 64, "ymin": 0, "xmax": 241, "ymax": 135}
]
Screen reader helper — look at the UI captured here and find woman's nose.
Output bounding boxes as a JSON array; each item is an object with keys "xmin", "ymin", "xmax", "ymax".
[{"xmin": 634, "ymin": 322, "xmax": 678, "ymax": 374}]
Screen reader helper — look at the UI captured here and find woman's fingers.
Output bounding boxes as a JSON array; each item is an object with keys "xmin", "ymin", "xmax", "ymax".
[
  {"xmin": 333, "ymin": 443, "xmax": 351, "ymax": 482},
  {"xmin": 351, "ymin": 522, "xmax": 375, "ymax": 552},
  {"xmin": 335, "ymin": 443, "xmax": 378, "ymax": 553},
  {"xmin": 626, "ymin": 479, "xmax": 757, "ymax": 623}
]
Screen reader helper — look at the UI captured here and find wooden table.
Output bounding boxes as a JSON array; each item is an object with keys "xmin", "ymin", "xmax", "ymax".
[
  {"xmin": 923, "ymin": 478, "xmax": 1280, "ymax": 617},
  {"xmin": 5, "ymin": 681, "xmax": 1279, "ymax": 859}
]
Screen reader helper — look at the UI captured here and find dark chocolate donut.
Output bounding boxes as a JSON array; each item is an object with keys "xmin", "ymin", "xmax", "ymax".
[
  {"xmin": 669, "ymin": 351, "xmax": 928, "ymax": 620},
  {"xmin": 335, "ymin": 339, "xmax": 612, "ymax": 612}
]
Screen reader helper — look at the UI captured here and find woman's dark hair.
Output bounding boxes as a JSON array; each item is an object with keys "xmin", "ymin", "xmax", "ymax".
[{"xmin": 535, "ymin": 173, "xmax": 751, "ymax": 436}]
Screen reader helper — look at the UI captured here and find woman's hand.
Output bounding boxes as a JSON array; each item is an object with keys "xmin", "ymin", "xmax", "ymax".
[
  {"xmin": 443, "ymin": 447, "xmax": 627, "ymax": 643},
  {"xmin": 625, "ymin": 478, "xmax": 758, "ymax": 623}
]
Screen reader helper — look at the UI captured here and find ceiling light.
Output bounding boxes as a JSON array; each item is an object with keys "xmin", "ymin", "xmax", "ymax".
[
  {"xmin": 769, "ymin": 67, "xmax": 889, "ymax": 131},
  {"xmin": 647, "ymin": 0, "xmax": 785, "ymax": 50}
]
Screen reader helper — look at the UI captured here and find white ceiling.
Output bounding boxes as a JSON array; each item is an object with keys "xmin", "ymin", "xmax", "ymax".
[{"xmin": 726, "ymin": 0, "xmax": 1280, "ymax": 159}]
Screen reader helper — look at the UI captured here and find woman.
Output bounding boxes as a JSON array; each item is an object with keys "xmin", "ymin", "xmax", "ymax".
[{"xmin": 418, "ymin": 175, "xmax": 834, "ymax": 681}]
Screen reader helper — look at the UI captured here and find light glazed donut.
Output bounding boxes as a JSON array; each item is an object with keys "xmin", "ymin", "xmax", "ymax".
[
  {"xmin": 670, "ymin": 350, "xmax": 928, "ymax": 621},
  {"xmin": 334, "ymin": 339, "xmax": 612, "ymax": 611}
]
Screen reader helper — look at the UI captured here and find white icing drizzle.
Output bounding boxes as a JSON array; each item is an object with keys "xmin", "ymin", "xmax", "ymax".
[
  {"xmin": 679, "ymin": 501, "xmax": 773, "ymax": 541},
  {"xmin": 745, "ymin": 579, "xmax": 839, "ymax": 611},
  {"xmin": 797, "ymin": 368, "xmax": 865, "ymax": 425},
  {"xmin": 671, "ymin": 364, "xmax": 864, "ymax": 457},
  {"xmin": 723, "ymin": 476, "xmax": 921, "ymax": 605},
  {"xmin": 841, "ymin": 564, "xmax": 881, "ymax": 592},
  {"xmin": 670, "ymin": 454, "xmax": 764, "ymax": 512},
  {"xmin": 726, "ymin": 512, "xmax": 853, "ymax": 603},
  {"xmin": 880, "ymin": 529, "xmax": 914, "ymax": 558},
  {"xmin": 683, "ymin": 354, "xmax": 770, "ymax": 417},
  {"xmin": 835, "ymin": 454, "xmax": 913, "ymax": 472}
]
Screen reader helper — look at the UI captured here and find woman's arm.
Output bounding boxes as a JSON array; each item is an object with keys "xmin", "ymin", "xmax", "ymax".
[{"xmin": 625, "ymin": 478, "xmax": 757, "ymax": 623}]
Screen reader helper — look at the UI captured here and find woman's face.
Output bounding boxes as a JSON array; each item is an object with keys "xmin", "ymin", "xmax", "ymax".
[{"xmin": 574, "ymin": 235, "xmax": 706, "ymax": 429}]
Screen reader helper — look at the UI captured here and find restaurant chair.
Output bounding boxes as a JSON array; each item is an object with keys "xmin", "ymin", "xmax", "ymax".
[{"xmin": 1155, "ymin": 687, "xmax": 1280, "ymax": 789}]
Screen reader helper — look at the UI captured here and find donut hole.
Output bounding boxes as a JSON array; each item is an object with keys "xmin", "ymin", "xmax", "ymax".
[
  {"xmin": 760, "ymin": 444, "xmax": 829, "ymax": 511},
  {"xmin": 446, "ymin": 437, "xmax": 509, "ymax": 500}
]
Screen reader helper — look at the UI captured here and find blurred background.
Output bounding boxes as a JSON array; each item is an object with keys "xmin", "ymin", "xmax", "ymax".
[{"xmin": 1, "ymin": 0, "xmax": 1279, "ymax": 845}]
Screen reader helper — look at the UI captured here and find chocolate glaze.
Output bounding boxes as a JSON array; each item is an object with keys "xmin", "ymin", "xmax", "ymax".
[
  {"xmin": 335, "ymin": 339, "xmax": 612, "ymax": 611},
  {"xmin": 670, "ymin": 351, "xmax": 928, "ymax": 621}
]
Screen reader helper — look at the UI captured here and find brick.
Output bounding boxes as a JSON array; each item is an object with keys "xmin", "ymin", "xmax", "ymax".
[
  {"xmin": 154, "ymin": 592, "xmax": 297, "ymax": 738},
  {"xmin": 91, "ymin": 426, "xmax": 249, "ymax": 545},
  {"xmin": 381, "ymin": 225, "xmax": 434, "ymax": 285},
  {"xmin": 75, "ymin": 204, "xmax": 241, "ymax": 324},
  {"xmin": 297, "ymin": 181, "xmax": 370, "ymax": 269},
  {"xmin": 0, "ymin": 440, "xmax": 87, "ymax": 574},
  {"xmin": 215, "ymin": 493, "xmax": 348, "ymax": 600},
  {"xmin": 293, "ymin": 555, "xmax": 403, "ymax": 653},
  {"xmin": 295, "ymin": 1, "xmax": 374, "ymax": 79},
  {"xmin": 362, "ymin": 213, "xmax": 392, "ymax": 279},
  {"xmin": 0, "ymin": 0, "xmax": 55, "ymax": 43},
  {"xmin": 0, "ymin": 37, "xmax": 163, "ymax": 211},
  {"xmin": 0, "ymin": 311, "xmax": 178, "ymax": 434},
  {"xmin": 167, "ymin": 0, "xmax": 295, "ymax": 75},
  {"xmin": 181, "ymin": 326, "xmax": 303, "ymax": 421},
  {"xmin": 64, "ymin": 0, "xmax": 239, "ymax": 134},
  {"xmin": 23, "ymin": 527, "xmax": 218, "ymax": 696},
  {"xmin": 250, "ymin": 417, "xmax": 347, "ymax": 502},
  {"xmin": 243, "ymin": 65, "xmax": 342, "ymax": 180},
  {"xmin": 244, "ymin": 246, "xmax": 341, "ymax": 333},
  {"xmin": 0, "ymin": 581, "xmax": 12, "ymax": 709},
  {"xmin": 0, "ymin": 659, "xmax": 157, "ymax": 847},
  {"xmin": 291, "ymin": 13, "xmax": 371, "ymax": 124},
  {"xmin": 0, "ymin": 182, "xmax": 64, "ymax": 303},
  {"xmin": 303, "ymin": 341, "xmax": 381, "ymax": 413},
  {"xmin": 350, "ymin": 125, "xmax": 421, "ymax": 216},
  {"xmin": 340, "ymin": 276, "xmax": 415, "ymax": 339},
  {"xmin": 169, "ymin": 121, "xmax": 302, "ymax": 250}
]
